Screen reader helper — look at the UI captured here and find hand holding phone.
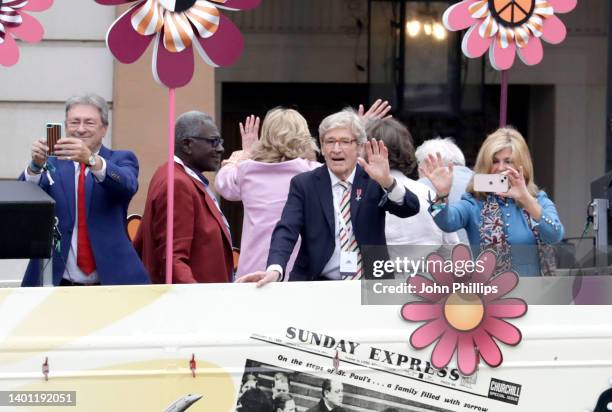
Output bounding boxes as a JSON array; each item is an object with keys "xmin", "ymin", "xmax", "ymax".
[
  {"xmin": 46, "ymin": 123, "xmax": 62, "ymax": 156},
  {"xmin": 30, "ymin": 138, "xmax": 49, "ymax": 169},
  {"xmin": 473, "ymin": 173, "xmax": 509, "ymax": 193}
]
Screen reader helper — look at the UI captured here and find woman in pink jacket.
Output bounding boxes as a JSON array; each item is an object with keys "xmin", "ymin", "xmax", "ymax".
[{"xmin": 215, "ymin": 108, "xmax": 320, "ymax": 279}]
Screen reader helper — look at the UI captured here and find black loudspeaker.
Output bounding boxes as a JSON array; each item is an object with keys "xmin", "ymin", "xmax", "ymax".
[
  {"xmin": 0, "ymin": 181, "xmax": 55, "ymax": 259},
  {"xmin": 591, "ymin": 171, "xmax": 612, "ymax": 246}
]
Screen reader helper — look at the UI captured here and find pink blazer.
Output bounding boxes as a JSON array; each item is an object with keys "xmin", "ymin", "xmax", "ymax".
[{"xmin": 215, "ymin": 158, "xmax": 320, "ymax": 278}]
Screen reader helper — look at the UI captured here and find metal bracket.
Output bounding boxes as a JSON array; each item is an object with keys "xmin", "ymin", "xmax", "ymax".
[
  {"xmin": 42, "ymin": 357, "xmax": 49, "ymax": 381},
  {"xmin": 189, "ymin": 354, "xmax": 196, "ymax": 378}
]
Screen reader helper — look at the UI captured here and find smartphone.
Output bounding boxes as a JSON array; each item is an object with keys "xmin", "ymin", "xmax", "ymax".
[
  {"xmin": 46, "ymin": 123, "xmax": 62, "ymax": 156},
  {"xmin": 473, "ymin": 173, "xmax": 509, "ymax": 193}
]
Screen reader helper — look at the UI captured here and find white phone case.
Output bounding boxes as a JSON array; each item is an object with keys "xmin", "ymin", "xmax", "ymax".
[{"xmin": 473, "ymin": 173, "xmax": 509, "ymax": 193}]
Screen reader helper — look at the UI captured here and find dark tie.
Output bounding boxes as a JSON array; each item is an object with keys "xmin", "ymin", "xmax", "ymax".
[{"xmin": 77, "ymin": 163, "xmax": 96, "ymax": 274}]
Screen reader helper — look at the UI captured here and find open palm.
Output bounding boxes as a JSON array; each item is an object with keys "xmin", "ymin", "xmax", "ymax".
[
  {"xmin": 419, "ymin": 153, "xmax": 454, "ymax": 196},
  {"xmin": 239, "ymin": 115, "xmax": 260, "ymax": 153},
  {"xmin": 357, "ymin": 140, "xmax": 392, "ymax": 187}
]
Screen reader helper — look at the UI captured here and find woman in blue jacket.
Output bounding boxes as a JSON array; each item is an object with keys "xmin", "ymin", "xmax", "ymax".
[{"xmin": 419, "ymin": 127, "xmax": 564, "ymax": 276}]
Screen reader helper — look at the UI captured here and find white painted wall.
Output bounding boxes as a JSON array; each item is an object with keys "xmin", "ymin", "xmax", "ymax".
[{"xmin": 0, "ymin": 2, "xmax": 115, "ymax": 179}]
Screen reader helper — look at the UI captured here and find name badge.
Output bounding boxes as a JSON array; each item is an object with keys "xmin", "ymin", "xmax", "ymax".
[{"xmin": 340, "ymin": 251, "xmax": 358, "ymax": 273}]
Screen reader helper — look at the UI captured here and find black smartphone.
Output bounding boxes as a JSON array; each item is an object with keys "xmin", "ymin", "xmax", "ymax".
[{"xmin": 46, "ymin": 123, "xmax": 62, "ymax": 156}]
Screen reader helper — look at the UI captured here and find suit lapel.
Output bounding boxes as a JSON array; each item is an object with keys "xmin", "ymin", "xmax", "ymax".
[
  {"xmin": 315, "ymin": 166, "xmax": 335, "ymax": 234},
  {"xmin": 203, "ymin": 187, "xmax": 232, "ymax": 247},
  {"xmin": 86, "ymin": 146, "xmax": 110, "ymax": 217},
  {"xmin": 179, "ymin": 165, "xmax": 232, "ymax": 247},
  {"xmin": 56, "ymin": 159, "xmax": 75, "ymax": 224},
  {"xmin": 351, "ymin": 165, "xmax": 367, "ymax": 222}
]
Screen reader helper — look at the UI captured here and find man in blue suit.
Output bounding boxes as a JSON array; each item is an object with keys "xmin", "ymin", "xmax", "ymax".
[
  {"xmin": 20, "ymin": 93, "xmax": 149, "ymax": 286},
  {"xmin": 238, "ymin": 109, "xmax": 419, "ymax": 285}
]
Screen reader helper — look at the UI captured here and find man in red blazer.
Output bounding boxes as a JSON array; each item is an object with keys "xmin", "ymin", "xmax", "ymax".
[{"xmin": 134, "ymin": 111, "xmax": 233, "ymax": 283}]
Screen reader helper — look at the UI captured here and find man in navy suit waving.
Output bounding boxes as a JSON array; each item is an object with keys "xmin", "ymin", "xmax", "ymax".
[
  {"xmin": 20, "ymin": 93, "xmax": 149, "ymax": 286},
  {"xmin": 238, "ymin": 109, "xmax": 419, "ymax": 285}
]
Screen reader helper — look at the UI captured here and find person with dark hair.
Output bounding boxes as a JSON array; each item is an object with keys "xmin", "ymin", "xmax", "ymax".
[
  {"xmin": 365, "ymin": 118, "xmax": 459, "ymax": 258},
  {"xmin": 242, "ymin": 372, "xmax": 259, "ymax": 385},
  {"xmin": 237, "ymin": 388, "xmax": 273, "ymax": 412},
  {"xmin": 365, "ymin": 117, "xmax": 418, "ymax": 180},
  {"xmin": 135, "ymin": 111, "xmax": 233, "ymax": 283},
  {"xmin": 21, "ymin": 93, "xmax": 150, "ymax": 286},
  {"xmin": 239, "ymin": 373, "xmax": 259, "ymax": 397},
  {"xmin": 273, "ymin": 393, "xmax": 296, "ymax": 412},
  {"xmin": 307, "ymin": 379, "xmax": 344, "ymax": 412}
]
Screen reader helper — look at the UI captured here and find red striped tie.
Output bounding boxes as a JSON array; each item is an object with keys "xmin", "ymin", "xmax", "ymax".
[
  {"xmin": 338, "ymin": 181, "xmax": 362, "ymax": 280},
  {"xmin": 77, "ymin": 163, "xmax": 96, "ymax": 274}
]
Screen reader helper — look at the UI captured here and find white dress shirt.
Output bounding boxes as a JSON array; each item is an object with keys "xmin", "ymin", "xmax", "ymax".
[
  {"xmin": 25, "ymin": 157, "xmax": 107, "ymax": 284},
  {"xmin": 319, "ymin": 167, "xmax": 358, "ymax": 280},
  {"xmin": 268, "ymin": 167, "xmax": 406, "ymax": 280},
  {"xmin": 385, "ymin": 170, "xmax": 460, "ymax": 245},
  {"xmin": 385, "ymin": 171, "xmax": 460, "ymax": 280}
]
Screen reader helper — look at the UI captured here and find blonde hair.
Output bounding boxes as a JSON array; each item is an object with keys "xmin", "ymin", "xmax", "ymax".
[
  {"xmin": 468, "ymin": 127, "xmax": 539, "ymax": 199},
  {"xmin": 251, "ymin": 107, "xmax": 318, "ymax": 163}
]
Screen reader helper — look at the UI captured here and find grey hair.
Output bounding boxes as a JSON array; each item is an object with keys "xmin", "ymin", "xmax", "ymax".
[
  {"xmin": 415, "ymin": 137, "xmax": 466, "ymax": 166},
  {"xmin": 65, "ymin": 93, "xmax": 109, "ymax": 126},
  {"xmin": 318, "ymin": 108, "xmax": 366, "ymax": 144},
  {"xmin": 175, "ymin": 111, "xmax": 216, "ymax": 143}
]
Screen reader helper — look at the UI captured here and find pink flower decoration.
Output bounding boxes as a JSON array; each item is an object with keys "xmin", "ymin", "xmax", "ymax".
[
  {"xmin": 442, "ymin": 0, "xmax": 578, "ymax": 70},
  {"xmin": 95, "ymin": 0, "xmax": 260, "ymax": 88},
  {"xmin": 0, "ymin": 0, "xmax": 53, "ymax": 67},
  {"xmin": 401, "ymin": 244, "xmax": 527, "ymax": 376}
]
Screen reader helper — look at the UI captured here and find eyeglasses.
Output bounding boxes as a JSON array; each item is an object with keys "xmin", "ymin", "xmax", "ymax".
[
  {"xmin": 67, "ymin": 120, "xmax": 101, "ymax": 130},
  {"xmin": 189, "ymin": 135, "xmax": 224, "ymax": 148},
  {"xmin": 322, "ymin": 138, "xmax": 357, "ymax": 149}
]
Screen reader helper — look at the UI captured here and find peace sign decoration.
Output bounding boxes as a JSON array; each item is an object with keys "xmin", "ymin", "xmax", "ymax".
[{"xmin": 443, "ymin": 0, "xmax": 577, "ymax": 70}]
